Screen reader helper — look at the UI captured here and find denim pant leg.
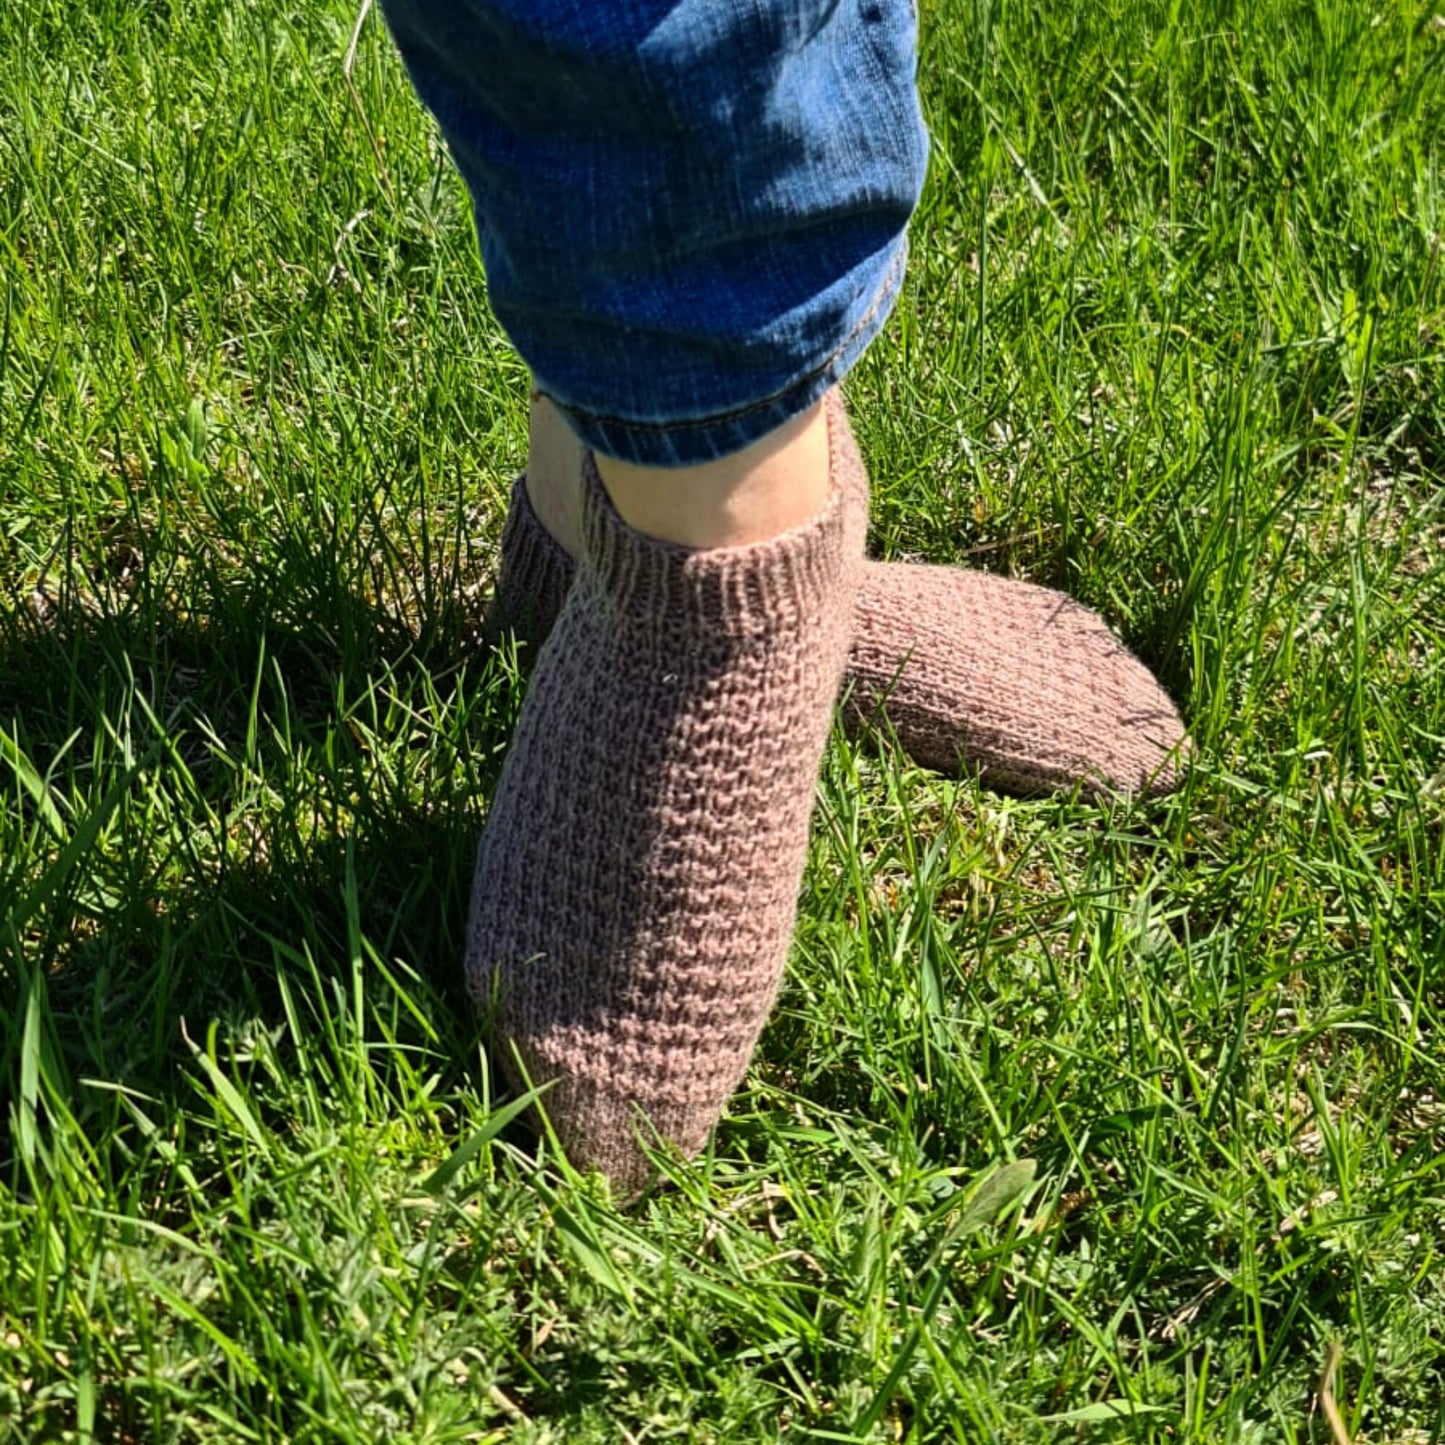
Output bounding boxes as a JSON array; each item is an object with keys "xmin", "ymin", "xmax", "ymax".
[{"xmin": 379, "ymin": 0, "xmax": 929, "ymax": 467}]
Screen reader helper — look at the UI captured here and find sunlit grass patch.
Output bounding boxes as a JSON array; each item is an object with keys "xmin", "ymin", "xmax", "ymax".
[{"xmin": 0, "ymin": 0, "xmax": 1441, "ymax": 1439}]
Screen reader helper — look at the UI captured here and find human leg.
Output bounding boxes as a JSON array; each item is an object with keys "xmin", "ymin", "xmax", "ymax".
[
  {"xmin": 380, "ymin": 0, "xmax": 923, "ymax": 1190},
  {"xmin": 380, "ymin": 0, "xmax": 925, "ymax": 463}
]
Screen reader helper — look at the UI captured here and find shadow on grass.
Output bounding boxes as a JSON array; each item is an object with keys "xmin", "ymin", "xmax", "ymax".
[{"xmin": 0, "ymin": 525, "xmax": 537, "ymax": 1171}]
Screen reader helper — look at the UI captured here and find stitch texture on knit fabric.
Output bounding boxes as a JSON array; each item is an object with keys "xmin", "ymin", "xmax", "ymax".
[
  {"xmin": 488, "ymin": 398, "xmax": 1188, "ymax": 797},
  {"xmin": 466, "ymin": 414, "xmax": 865, "ymax": 1197},
  {"xmin": 483, "ymin": 473, "xmax": 575, "ymax": 650}
]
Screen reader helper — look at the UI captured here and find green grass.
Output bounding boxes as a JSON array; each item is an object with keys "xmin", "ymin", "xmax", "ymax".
[{"xmin": 0, "ymin": 0, "xmax": 1442, "ymax": 1438}]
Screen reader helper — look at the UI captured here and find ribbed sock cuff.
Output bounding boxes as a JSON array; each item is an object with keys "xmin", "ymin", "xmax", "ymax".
[{"xmin": 577, "ymin": 451, "xmax": 857, "ymax": 643}]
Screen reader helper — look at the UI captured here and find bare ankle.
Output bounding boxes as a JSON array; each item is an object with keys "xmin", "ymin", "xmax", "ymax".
[
  {"xmin": 594, "ymin": 398, "xmax": 831, "ymax": 550},
  {"xmin": 525, "ymin": 390, "xmax": 585, "ymax": 558}
]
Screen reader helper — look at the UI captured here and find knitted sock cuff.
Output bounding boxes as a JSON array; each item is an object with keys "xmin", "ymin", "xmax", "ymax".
[
  {"xmin": 497, "ymin": 473, "xmax": 575, "ymax": 605},
  {"xmin": 577, "ymin": 451, "xmax": 857, "ymax": 642}
]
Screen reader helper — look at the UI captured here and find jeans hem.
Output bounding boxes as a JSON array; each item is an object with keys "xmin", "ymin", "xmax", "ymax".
[{"xmin": 545, "ymin": 238, "xmax": 909, "ymax": 468}]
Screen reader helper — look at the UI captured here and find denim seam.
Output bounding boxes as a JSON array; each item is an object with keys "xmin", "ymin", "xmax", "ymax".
[{"xmin": 552, "ymin": 238, "xmax": 908, "ymax": 438}]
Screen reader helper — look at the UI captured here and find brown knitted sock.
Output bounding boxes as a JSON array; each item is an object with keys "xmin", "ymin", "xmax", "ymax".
[
  {"xmin": 466, "ymin": 420, "xmax": 863, "ymax": 1197},
  {"xmin": 488, "ymin": 404, "xmax": 1188, "ymax": 797},
  {"xmin": 481, "ymin": 474, "xmax": 575, "ymax": 654},
  {"xmin": 843, "ymin": 559, "xmax": 1184, "ymax": 794}
]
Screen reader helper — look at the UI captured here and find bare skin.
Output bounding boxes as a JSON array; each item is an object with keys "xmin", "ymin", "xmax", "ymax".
[
  {"xmin": 524, "ymin": 393, "xmax": 587, "ymax": 558},
  {"xmin": 525, "ymin": 390, "xmax": 831, "ymax": 552}
]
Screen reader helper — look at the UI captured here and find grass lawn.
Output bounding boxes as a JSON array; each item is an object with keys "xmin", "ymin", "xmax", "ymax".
[{"xmin": 1, "ymin": 0, "xmax": 1442, "ymax": 1438}]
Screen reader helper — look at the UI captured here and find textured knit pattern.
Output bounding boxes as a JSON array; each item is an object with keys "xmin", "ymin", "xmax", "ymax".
[
  {"xmin": 841, "ymin": 562, "xmax": 1184, "ymax": 794},
  {"xmin": 487, "ymin": 401, "xmax": 1188, "ymax": 797},
  {"xmin": 482, "ymin": 473, "xmax": 576, "ymax": 653},
  {"xmin": 465, "ymin": 421, "xmax": 864, "ymax": 1197}
]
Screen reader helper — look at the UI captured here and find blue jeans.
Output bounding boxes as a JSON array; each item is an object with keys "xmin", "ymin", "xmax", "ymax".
[{"xmin": 378, "ymin": 0, "xmax": 929, "ymax": 466}]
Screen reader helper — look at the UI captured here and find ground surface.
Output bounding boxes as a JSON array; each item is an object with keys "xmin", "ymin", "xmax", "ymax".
[{"xmin": 0, "ymin": 0, "xmax": 1442, "ymax": 1439}]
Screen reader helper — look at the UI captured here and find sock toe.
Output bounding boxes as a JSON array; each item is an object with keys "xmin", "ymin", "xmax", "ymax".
[{"xmin": 848, "ymin": 562, "xmax": 1188, "ymax": 796}]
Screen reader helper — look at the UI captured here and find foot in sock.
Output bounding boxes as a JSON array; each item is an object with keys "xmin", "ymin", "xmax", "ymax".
[
  {"xmin": 488, "ymin": 397, "xmax": 1189, "ymax": 798},
  {"xmin": 466, "ymin": 414, "xmax": 862, "ymax": 1197}
]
